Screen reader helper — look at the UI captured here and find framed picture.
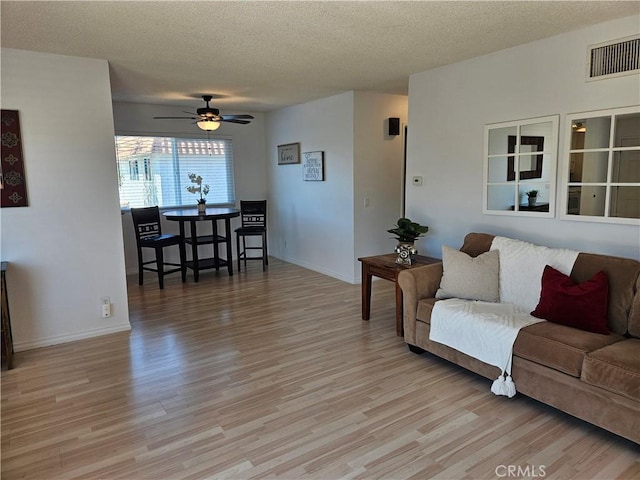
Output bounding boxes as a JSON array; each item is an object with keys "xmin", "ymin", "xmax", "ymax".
[
  {"xmin": 302, "ymin": 151, "xmax": 324, "ymax": 181},
  {"xmin": 277, "ymin": 142, "xmax": 300, "ymax": 165},
  {"xmin": 1, "ymin": 110, "xmax": 28, "ymax": 207}
]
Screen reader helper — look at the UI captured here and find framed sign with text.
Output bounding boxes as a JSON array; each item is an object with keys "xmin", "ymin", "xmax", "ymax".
[
  {"xmin": 277, "ymin": 142, "xmax": 300, "ymax": 165},
  {"xmin": 302, "ymin": 151, "xmax": 324, "ymax": 181}
]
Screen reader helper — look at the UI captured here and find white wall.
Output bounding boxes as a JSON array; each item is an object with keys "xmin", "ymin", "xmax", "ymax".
[
  {"xmin": 1, "ymin": 49, "xmax": 130, "ymax": 351},
  {"xmin": 266, "ymin": 92, "xmax": 356, "ymax": 282},
  {"xmin": 113, "ymin": 102, "xmax": 267, "ymax": 273},
  {"xmin": 353, "ymin": 92, "xmax": 408, "ymax": 278},
  {"xmin": 265, "ymin": 91, "xmax": 408, "ymax": 283},
  {"xmin": 407, "ymin": 15, "xmax": 640, "ymax": 260}
]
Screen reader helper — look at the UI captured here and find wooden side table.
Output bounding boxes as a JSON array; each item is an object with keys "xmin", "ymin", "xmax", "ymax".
[
  {"xmin": 358, "ymin": 254, "xmax": 440, "ymax": 336},
  {"xmin": 1, "ymin": 261, "xmax": 14, "ymax": 370}
]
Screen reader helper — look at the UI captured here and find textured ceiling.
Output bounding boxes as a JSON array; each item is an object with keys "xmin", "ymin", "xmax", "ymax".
[{"xmin": 2, "ymin": 1, "xmax": 639, "ymax": 113}]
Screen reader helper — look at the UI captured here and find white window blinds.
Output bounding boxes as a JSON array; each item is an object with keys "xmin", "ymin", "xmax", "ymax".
[{"xmin": 115, "ymin": 135, "xmax": 235, "ymax": 209}]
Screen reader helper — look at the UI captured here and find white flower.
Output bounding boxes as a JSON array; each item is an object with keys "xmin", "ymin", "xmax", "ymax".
[{"xmin": 186, "ymin": 173, "xmax": 210, "ymax": 202}]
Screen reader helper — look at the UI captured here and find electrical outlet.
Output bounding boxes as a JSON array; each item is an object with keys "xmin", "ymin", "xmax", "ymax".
[{"xmin": 101, "ymin": 297, "xmax": 111, "ymax": 318}]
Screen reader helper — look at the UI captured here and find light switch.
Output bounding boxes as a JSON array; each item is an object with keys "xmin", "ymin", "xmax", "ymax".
[{"xmin": 412, "ymin": 176, "xmax": 423, "ymax": 186}]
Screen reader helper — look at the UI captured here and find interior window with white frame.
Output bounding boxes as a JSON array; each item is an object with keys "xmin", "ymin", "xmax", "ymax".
[
  {"xmin": 483, "ymin": 115, "xmax": 559, "ymax": 217},
  {"xmin": 115, "ymin": 135, "xmax": 236, "ymax": 209},
  {"xmin": 561, "ymin": 106, "xmax": 640, "ymax": 224}
]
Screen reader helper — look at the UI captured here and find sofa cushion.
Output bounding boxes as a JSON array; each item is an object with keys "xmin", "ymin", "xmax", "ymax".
[
  {"xmin": 531, "ymin": 265, "xmax": 609, "ymax": 335},
  {"xmin": 435, "ymin": 246, "xmax": 500, "ymax": 303},
  {"xmin": 581, "ymin": 339, "xmax": 640, "ymax": 402},
  {"xmin": 416, "ymin": 298, "xmax": 438, "ymax": 323},
  {"xmin": 572, "ymin": 252, "xmax": 640, "ymax": 336},
  {"xmin": 460, "ymin": 232, "xmax": 494, "ymax": 258},
  {"xmin": 513, "ymin": 321, "xmax": 625, "ymax": 377},
  {"xmin": 631, "ymin": 274, "xmax": 640, "ymax": 338}
]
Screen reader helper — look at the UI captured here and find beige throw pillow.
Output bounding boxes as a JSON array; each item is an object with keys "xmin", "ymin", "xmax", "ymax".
[{"xmin": 435, "ymin": 245, "xmax": 500, "ymax": 303}]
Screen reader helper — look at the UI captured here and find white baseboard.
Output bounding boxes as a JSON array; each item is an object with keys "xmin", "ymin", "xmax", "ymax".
[
  {"xmin": 273, "ymin": 254, "xmax": 356, "ymax": 284},
  {"xmin": 14, "ymin": 323, "xmax": 132, "ymax": 352}
]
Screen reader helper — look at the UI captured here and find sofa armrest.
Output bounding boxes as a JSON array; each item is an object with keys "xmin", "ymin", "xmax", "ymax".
[{"xmin": 398, "ymin": 262, "xmax": 443, "ymax": 345}]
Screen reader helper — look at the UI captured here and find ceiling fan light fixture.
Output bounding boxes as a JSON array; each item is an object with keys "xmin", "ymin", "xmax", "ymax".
[
  {"xmin": 572, "ymin": 122, "xmax": 587, "ymax": 133},
  {"xmin": 197, "ymin": 119, "xmax": 221, "ymax": 131}
]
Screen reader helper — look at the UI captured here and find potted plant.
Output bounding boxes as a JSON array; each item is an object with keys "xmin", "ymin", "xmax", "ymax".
[
  {"xmin": 187, "ymin": 173, "xmax": 210, "ymax": 213},
  {"xmin": 526, "ymin": 189, "xmax": 539, "ymax": 207},
  {"xmin": 387, "ymin": 217, "xmax": 429, "ymax": 265}
]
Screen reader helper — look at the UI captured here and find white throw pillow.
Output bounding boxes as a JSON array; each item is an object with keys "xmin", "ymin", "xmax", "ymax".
[
  {"xmin": 490, "ymin": 236, "xmax": 579, "ymax": 313},
  {"xmin": 435, "ymin": 245, "xmax": 500, "ymax": 303}
]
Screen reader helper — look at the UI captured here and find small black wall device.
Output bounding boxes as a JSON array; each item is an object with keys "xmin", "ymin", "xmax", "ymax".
[{"xmin": 388, "ymin": 117, "xmax": 400, "ymax": 136}]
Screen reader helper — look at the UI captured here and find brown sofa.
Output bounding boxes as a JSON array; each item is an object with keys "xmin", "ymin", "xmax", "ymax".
[{"xmin": 398, "ymin": 232, "xmax": 640, "ymax": 444}]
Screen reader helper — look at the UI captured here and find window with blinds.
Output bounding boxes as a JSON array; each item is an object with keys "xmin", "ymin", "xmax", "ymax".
[{"xmin": 115, "ymin": 135, "xmax": 235, "ymax": 209}]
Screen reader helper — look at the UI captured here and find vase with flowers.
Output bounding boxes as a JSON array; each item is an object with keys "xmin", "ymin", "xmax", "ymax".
[{"xmin": 187, "ymin": 173, "xmax": 210, "ymax": 213}]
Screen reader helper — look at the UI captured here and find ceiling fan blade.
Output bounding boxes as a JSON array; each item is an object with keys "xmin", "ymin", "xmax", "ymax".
[
  {"xmin": 221, "ymin": 114, "xmax": 254, "ymax": 120},
  {"xmin": 220, "ymin": 118, "xmax": 251, "ymax": 125},
  {"xmin": 154, "ymin": 116, "xmax": 198, "ymax": 120}
]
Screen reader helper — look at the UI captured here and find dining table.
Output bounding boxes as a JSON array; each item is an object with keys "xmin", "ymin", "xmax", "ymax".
[{"xmin": 163, "ymin": 207, "xmax": 240, "ymax": 281}]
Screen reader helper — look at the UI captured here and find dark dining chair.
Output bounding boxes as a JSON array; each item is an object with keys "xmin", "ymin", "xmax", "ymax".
[
  {"xmin": 235, "ymin": 200, "xmax": 268, "ymax": 272},
  {"xmin": 131, "ymin": 206, "xmax": 186, "ymax": 289}
]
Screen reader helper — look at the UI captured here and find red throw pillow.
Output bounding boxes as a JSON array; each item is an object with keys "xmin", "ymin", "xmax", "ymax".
[{"xmin": 531, "ymin": 265, "xmax": 609, "ymax": 335}]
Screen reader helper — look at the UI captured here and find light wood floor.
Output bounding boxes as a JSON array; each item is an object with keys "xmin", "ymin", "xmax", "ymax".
[{"xmin": 2, "ymin": 258, "xmax": 639, "ymax": 479}]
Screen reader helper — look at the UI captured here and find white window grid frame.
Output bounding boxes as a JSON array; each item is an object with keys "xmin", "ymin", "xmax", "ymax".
[
  {"xmin": 483, "ymin": 114, "xmax": 559, "ymax": 218},
  {"xmin": 559, "ymin": 105, "xmax": 640, "ymax": 225}
]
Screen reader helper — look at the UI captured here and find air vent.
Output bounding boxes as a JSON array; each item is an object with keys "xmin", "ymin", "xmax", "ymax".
[{"xmin": 587, "ymin": 35, "xmax": 640, "ymax": 81}]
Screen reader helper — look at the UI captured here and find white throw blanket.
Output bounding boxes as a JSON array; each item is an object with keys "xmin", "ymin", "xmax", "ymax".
[
  {"xmin": 430, "ymin": 237, "xmax": 579, "ymax": 397},
  {"xmin": 430, "ymin": 299, "xmax": 544, "ymax": 396}
]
